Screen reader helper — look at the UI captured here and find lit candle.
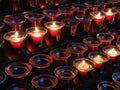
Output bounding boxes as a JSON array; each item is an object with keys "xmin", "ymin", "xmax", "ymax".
[
  {"xmin": 3, "ymin": 31, "xmax": 27, "ymax": 48},
  {"xmin": 26, "ymin": 27, "xmax": 48, "ymax": 44}
]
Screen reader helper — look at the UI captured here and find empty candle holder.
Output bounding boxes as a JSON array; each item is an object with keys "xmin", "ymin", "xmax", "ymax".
[
  {"xmin": 4, "ymin": 15, "xmax": 26, "ymax": 31},
  {"xmin": 0, "ymin": 71, "xmax": 6, "ymax": 85},
  {"xmin": 112, "ymin": 72, "xmax": 120, "ymax": 85},
  {"xmin": 43, "ymin": 9, "xmax": 61, "ymax": 21},
  {"xmin": 29, "ymin": 54, "xmax": 53, "ymax": 74},
  {"xmin": 83, "ymin": 36, "xmax": 102, "ymax": 51},
  {"xmin": 88, "ymin": 51, "xmax": 109, "ymax": 68},
  {"xmin": 50, "ymin": 48, "xmax": 71, "ymax": 67},
  {"xmin": 61, "ymin": 18, "xmax": 79, "ymax": 36},
  {"xmin": 31, "ymin": 74, "xmax": 58, "ymax": 90},
  {"xmin": 67, "ymin": 42, "xmax": 88, "ymax": 59},
  {"xmin": 24, "ymin": 13, "xmax": 45, "ymax": 26},
  {"xmin": 7, "ymin": 83, "xmax": 34, "ymax": 90},
  {"xmin": 75, "ymin": 15, "xmax": 92, "ymax": 32},
  {"xmin": 3, "ymin": 31, "xmax": 27, "ymax": 48},
  {"xmin": 5, "ymin": 62, "xmax": 32, "ymax": 78},
  {"xmin": 26, "ymin": 27, "xmax": 48, "ymax": 45},
  {"xmin": 44, "ymin": 21, "xmax": 64, "ymax": 42},
  {"xmin": 97, "ymin": 81, "xmax": 119, "ymax": 90},
  {"xmin": 54, "ymin": 66, "xmax": 78, "ymax": 89},
  {"xmin": 102, "ymin": 45, "xmax": 120, "ymax": 60},
  {"xmin": 73, "ymin": 58, "xmax": 96, "ymax": 76},
  {"xmin": 96, "ymin": 32, "xmax": 114, "ymax": 46}
]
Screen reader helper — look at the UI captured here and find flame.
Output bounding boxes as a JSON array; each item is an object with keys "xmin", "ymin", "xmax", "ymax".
[
  {"xmin": 108, "ymin": 9, "xmax": 112, "ymax": 13},
  {"xmin": 97, "ymin": 12, "xmax": 101, "ymax": 16},
  {"xmin": 35, "ymin": 27, "xmax": 39, "ymax": 32},
  {"xmin": 15, "ymin": 31, "xmax": 19, "ymax": 37},
  {"xmin": 82, "ymin": 60, "xmax": 85, "ymax": 65},
  {"xmin": 51, "ymin": 22, "xmax": 57, "ymax": 27},
  {"xmin": 108, "ymin": 48, "xmax": 118, "ymax": 56}
]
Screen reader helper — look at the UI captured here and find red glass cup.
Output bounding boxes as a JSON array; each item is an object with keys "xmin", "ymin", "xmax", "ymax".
[
  {"xmin": 88, "ymin": 51, "xmax": 109, "ymax": 68},
  {"xmin": 97, "ymin": 81, "xmax": 119, "ymax": 90},
  {"xmin": 96, "ymin": 32, "xmax": 114, "ymax": 46},
  {"xmin": 8, "ymin": 0, "xmax": 20, "ymax": 11},
  {"xmin": 5, "ymin": 62, "xmax": 32, "ymax": 78},
  {"xmin": 112, "ymin": 72, "xmax": 120, "ymax": 85},
  {"xmin": 102, "ymin": 45, "xmax": 120, "ymax": 60},
  {"xmin": 0, "ymin": 71, "xmax": 6, "ymax": 85},
  {"xmin": 61, "ymin": 18, "xmax": 79, "ymax": 36},
  {"xmin": 75, "ymin": 15, "xmax": 92, "ymax": 32},
  {"xmin": 31, "ymin": 74, "xmax": 58, "ymax": 90},
  {"xmin": 3, "ymin": 31, "xmax": 27, "ymax": 48},
  {"xmin": 24, "ymin": 13, "xmax": 45, "ymax": 26},
  {"xmin": 50, "ymin": 48, "xmax": 71, "ymax": 66},
  {"xmin": 29, "ymin": 54, "xmax": 53, "ymax": 74},
  {"xmin": 67, "ymin": 42, "xmax": 88, "ymax": 59},
  {"xmin": 54, "ymin": 66, "xmax": 78, "ymax": 89},
  {"xmin": 4, "ymin": 15, "xmax": 26, "ymax": 31},
  {"xmin": 26, "ymin": 27, "xmax": 48, "ymax": 45},
  {"xmin": 43, "ymin": 9, "xmax": 61, "ymax": 21},
  {"xmin": 27, "ymin": 0, "xmax": 39, "ymax": 8},
  {"xmin": 73, "ymin": 58, "xmax": 96, "ymax": 76},
  {"xmin": 83, "ymin": 36, "xmax": 102, "ymax": 51}
]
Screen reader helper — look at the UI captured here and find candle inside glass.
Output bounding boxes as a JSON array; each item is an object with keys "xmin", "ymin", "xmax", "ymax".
[{"xmin": 3, "ymin": 31, "xmax": 27, "ymax": 48}]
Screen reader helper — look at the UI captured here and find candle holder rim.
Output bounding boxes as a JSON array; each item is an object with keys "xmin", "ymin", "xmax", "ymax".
[
  {"xmin": 102, "ymin": 8, "xmax": 117, "ymax": 14},
  {"xmin": 112, "ymin": 72, "xmax": 120, "ymax": 85},
  {"xmin": 75, "ymin": 15, "xmax": 92, "ymax": 21},
  {"xmin": 0, "ymin": 70, "xmax": 6, "ymax": 85},
  {"xmin": 90, "ymin": 11, "xmax": 105, "ymax": 18},
  {"xmin": 0, "ymin": 39, "xmax": 4, "ymax": 47},
  {"xmin": 5, "ymin": 62, "xmax": 32, "ymax": 78},
  {"xmin": 0, "ymin": 22, "xmax": 5, "ymax": 29},
  {"xmin": 31, "ymin": 74, "xmax": 58, "ymax": 89}
]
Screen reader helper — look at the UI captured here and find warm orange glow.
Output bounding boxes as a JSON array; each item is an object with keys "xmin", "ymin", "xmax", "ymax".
[
  {"xmin": 107, "ymin": 48, "xmax": 118, "ymax": 56},
  {"xmin": 78, "ymin": 60, "xmax": 90, "ymax": 70},
  {"xmin": 15, "ymin": 31, "xmax": 19, "ymax": 38},
  {"xmin": 35, "ymin": 27, "xmax": 39, "ymax": 32}
]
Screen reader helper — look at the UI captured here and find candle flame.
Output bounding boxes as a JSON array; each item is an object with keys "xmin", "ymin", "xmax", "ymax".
[
  {"xmin": 82, "ymin": 60, "xmax": 85, "ymax": 64},
  {"xmin": 97, "ymin": 12, "xmax": 101, "ymax": 17},
  {"xmin": 15, "ymin": 31, "xmax": 19, "ymax": 38},
  {"xmin": 52, "ymin": 22, "xmax": 57, "ymax": 27},
  {"xmin": 35, "ymin": 27, "xmax": 39, "ymax": 32},
  {"xmin": 108, "ymin": 48, "xmax": 118, "ymax": 56},
  {"xmin": 108, "ymin": 9, "xmax": 112, "ymax": 13}
]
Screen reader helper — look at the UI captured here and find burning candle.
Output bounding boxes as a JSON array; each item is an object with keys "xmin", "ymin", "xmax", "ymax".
[
  {"xmin": 73, "ymin": 58, "xmax": 95, "ymax": 76},
  {"xmin": 3, "ymin": 31, "xmax": 27, "ymax": 48},
  {"xmin": 88, "ymin": 51, "xmax": 109, "ymax": 68},
  {"xmin": 44, "ymin": 21, "xmax": 64, "ymax": 41},
  {"xmin": 103, "ymin": 45, "xmax": 120, "ymax": 60},
  {"xmin": 26, "ymin": 27, "xmax": 48, "ymax": 45}
]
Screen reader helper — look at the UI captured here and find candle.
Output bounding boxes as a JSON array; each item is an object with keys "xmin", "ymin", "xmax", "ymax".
[
  {"xmin": 3, "ymin": 31, "xmax": 27, "ymax": 48},
  {"xmin": 26, "ymin": 27, "xmax": 48, "ymax": 44}
]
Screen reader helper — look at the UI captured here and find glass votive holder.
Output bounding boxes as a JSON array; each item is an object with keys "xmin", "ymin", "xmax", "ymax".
[
  {"xmin": 31, "ymin": 74, "xmax": 58, "ymax": 90},
  {"xmin": 27, "ymin": 0, "xmax": 39, "ymax": 8},
  {"xmin": 75, "ymin": 15, "xmax": 92, "ymax": 32},
  {"xmin": 44, "ymin": 21, "xmax": 64, "ymax": 42},
  {"xmin": 97, "ymin": 81, "xmax": 119, "ymax": 90},
  {"xmin": 100, "ymin": 1, "xmax": 111, "ymax": 9},
  {"xmin": 7, "ymin": 83, "xmax": 34, "ymax": 90},
  {"xmin": 102, "ymin": 8, "xmax": 117, "ymax": 23},
  {"xmin": 96, "ymin": 32, "xmax": 114, "ymax": 46},
  {"xmin": 83, "ymin": 36, "xmax": 102, "ymax": 51},
  {"xmin": 5, "ymin": 62, "xmax": 32, "ymax": 78},
  {"xmin": 102, "ymin": 45, "xmax": 120, "ymax": 60},
  {"xmin": 50, "ymin": 48, "xmax": 71, "ymax": 67},
  {"xmin": 61, "ymin": 18, "xmax": 79, "ymax": 36},
  {"xmin": 8, "ymin": 0, "xmax": 20, "ymax": 11},
  {"xmin": 3, "ymin": 15, "xmax": 26, "ymax": 31},
  {"xmin": 43, "ymin": 9, "xmax": 61, "ymax": 21},
  {"xmin": 3, "ymin": 31, "xmax": 27, "ymax": 48},
  {"xmin": 73, "ymin": 58, "xmax": 96, "ymax": 76},
  {"xmin": 88, "ymin": 51, "xmax": 109, "ymax": 68},
  {"xmin": 26, "ymin": 27, "xmax": 48, "ymax": 45},
  {"xmin": 0, "ymin": 71, "xmax": 6, "ymax": 85},
  {"xmin": 24, "ymin": 13, "xmax": 45, "ymax": 26},
  {"xmin": 54, "ymin": 66, "xmax": 78, "ymax": 89},
  {"xmin": 112, "ymin": 72, "xmax": 120, "ymax": 85},
  {"xmin": 29, "ymin": 54, "xmax": 53, "ymax": 74},
  {"xmin": 67, "ymin": 42, "xmax": 88, "ymax": 59}
]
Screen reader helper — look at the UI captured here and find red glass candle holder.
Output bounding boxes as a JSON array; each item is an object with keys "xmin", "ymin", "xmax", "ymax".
[
  {"xmin": 61, "ymin": 18, "xmax": 79, "ymax": 36},
  {"xmin": 103, "ymin": 45, "xmax": 120, "ymax": 60},
  {"xmin": 24, "ymin": 13, "xmax": 45, "ymax": 26},
  {"xmin": 43, "ymin": 9, "xmax": 61, "ymax": 21},
  {"xmin": 50, "ymin": 48, "xmax": 71, "ymax": 66},
  {"xmin": 27, "ymin": 0, "xmax": 39, "ymax": 8},
  {"xmin": 31, "ymin": 74, "xmax": 58, "ymax": 90},
  {"xmin": 96, "ymin": 32, "xmax": 114, "ymax": 46},
  {"xmin": 83, "ymin": 36, "xmax": 102, "ymax": 51},
  {"xmin": 8, "ymin": 0, "xmax": 20, "ymax": 11},
  {"xmin": 88, "ymin": 51, "xmax": 109, "ymax": 68},
  {"xmin": 29, "ymin": 54, "xmax": 53, "ymax": 74},
  {"xmin": 44, "ymin": 21, "xmax": 64, "ymax": 42},
  {"xmin": 26, "ymin": 27, "xmax": 48, "ymax": 45},
  {"xmin": 75, "ymin": 15, "xmax": 92, "ymax": 32},
  {"xmin": 54, "ymin": 66, "xmax": 78, "ymax": 89},
  {"xmin": 4, "ymin": 15, "xmax": 26, "ymax": 31},
  {"xmin": 5, "ymin": 62, "xmax": 32, "ymax": 78},
  {"xmin": 67, "ymin": 42, "xmax": 88, "ymax": 59},
  {"xmin": 112, "ymin": 72, "xmax": 120, "ymax": 85},
  {"xmin": 3, "ymin": 31, "xmax": 27, "ymax": 48},
  {"xmin": 73, "ymin": 58, "xmax": 95, "ymax": 76},
  {"xmin": 0, "ymin": 71, "xmax": 6, "ymax": 85},
  {"xmin": 97, "ymin": 81, "xmax": 119, "ymax": 90}
]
